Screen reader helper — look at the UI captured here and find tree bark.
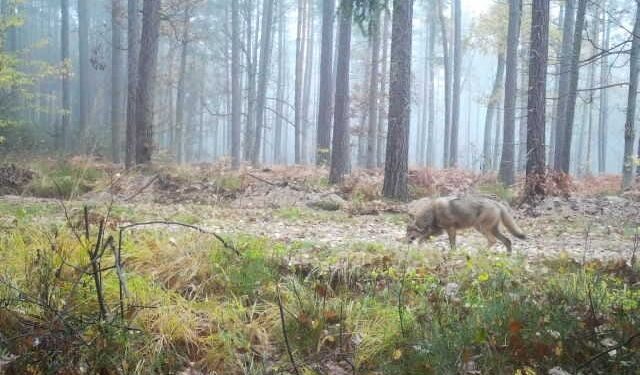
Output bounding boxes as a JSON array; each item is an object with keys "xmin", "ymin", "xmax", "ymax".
[
  {"xmin": 301, "ymin": 0, "xmax": 314, "ymax": 164},
  {"xmin": 78, "ymin": 0, "xmax": 90, "ymax": 147},
  {"xmin": 252, "ymin": 0, "xmax": 275, "ymax": 165},
  {"xmin": 61, "ymin": 0, "xmax": 71, "ymax": 152},
  {"xmin": 366, "ymin": 8, "xmax": 381, "ymax": 169},
  {"xmin": 623, "ymin": 2, "xmax": 640, "ymax": 188},
  {"xmin": 437, "ymin": 0, "xmax": 451, "ymax": 167},
  {"xmin": 426, "ymin": 2, "xmax": 436, "ymax": 167},
  {"xmin": 552, "ymin": 0, "xmax": 575, "ymax": 169},
  {"xmin": 449, "ymin": 0, "xmax": 462, "ymax": 167},
  {"xmin": 294, "ymin": 0, "xmax": 306, "ymax": 164},
  {"xmin": 125, "ymin": 0, "xmax": 140, "ymax": 168},
  {"xmin": 134, "ymin": 0, "xmax": 161, "ymax": 164},
  {"xmin": 598, "ymin": 2, "xmax": 609, "ymax": 175},
  {"xmin": 231, "ymin": 0, "xmax": 242, "ymax": 169},
  {"xmin": 316, "ymin": 0, "xmax": 335, "ymax": 166},
  {"xmin": 273, "ymin": 0, "xmax": 286, "ymax": 165},
  {"xmin": 383, "ymin": 0, "xmax": 413, "ymax": 200},
  {"xmin": 110, "ymin": 0, "xmax": 124, "ymax": 163},
  {"xmin": 376, "ymin": 10, "xmax": 391, "ymax": 167},
  {"xmin": 329, "ymin": 3, "xmax": 352, "ymax": 184},
  {"xmin": 175, "ymin": 8, "xmax": 190, "ymax": 164},
  {"xmin": 556, "ymin": 0, "xmax": 586, "ymax": 174},
  {"xmin": 524, "ymin": 0, "xmax": 550, "ymax": 204},
  {"xmin": 483, "ymin": 53, "xmax": 505, "ymax": 171},
  {"xmin": 498, "ymin": 0, "xmax": 522, "ymax": 185}
]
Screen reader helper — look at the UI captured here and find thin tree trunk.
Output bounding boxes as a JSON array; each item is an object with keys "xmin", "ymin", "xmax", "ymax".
[
  {"xmin": 493, "ymin": 101, "xmax": 502, "ymax": 171},
  {"xmin": 78, "ymin": 0, "xmax": 90, "ymax": 147},
  {"xmin": 252, "ymin": 0, "xmax": 275, "ymax": 165},
  {"xmin": 518, "ymin": 46, "xmax": 529, "ymax": 172},
  {"xmin": 449, "ymin": 0, "xmax": 462, "ymax": 167},
  {"xmin": 329, "ymin": 4, "xmax": 352, "ymax": 184},
  {"xmin": 134, "ymin": 0, "xmax": 161, "ymax": 164},
  {"xmin": 383, "ymin": 0, "xmax": 413, "ymax": 200},
  {"xmin": 175, "ymin": 8, "xmax": 190, "ymax": 164},
  {"xmin": 111, "ymin": 0, "xmax": 124, "ymax": 163},
  {"xmin": 437, "ymin": 0, "xmax": 451, "ymax": 167},
  {"xmin": 274, "ymin": 0, "xmax": 286, "ymax": 165},
  {"xmin": 584, "ymin": 14, "xmax": 598, "ymax": 177},
  {"xmin": 498, "ymin": 0, "xmax": 522, "ymax": 185},
  {"xmin": 301, "ymin": 0, "xmax": 314, "ymax": 164},
  {"xmin": 294, "ymin": 0, "xmax": 306, "ymax": 164},
  {"xmin": 125, "ymin": 0, "xmax": 140, "ymax": 168},
  {"xmin": 426, "ymin": 3, "xmax": 436, "ymax": 167},
  {"xmin": 552, "ymin": 0, "xmax": 575, "ymax": 169},
  {"xmin": 61, "ymin": 0, "xmax": 70, "ymax": 152},
  {"xmin": 377, "ymin": 10, "xmax": 390, "ymax": 167},
  {"xmin": 316, "ymin": 0, "xmax": 335, "ymax": 166},
  {"xmin": 556, "ymin": 0, "xmax": 587, "ymax": 174},
  {"xmin": 231, "ymin": 0, "xmax": 242, "ymax": 168},
  {"xmin": 366, "ymin": 8, "xmax": 381, "ymax": 169},
  {"xmin": 524, "ymin": 0, "xmax": 550, "ymax": 204},
  {"xmin": 623, "ymin": 2, "xmax": 640, "ymax": 188},
  {"xmin": 598, "ymin": 2, "xmax": 609, "ymax": 175},
  {"xmin": 483, "ymin": 53, "xmax": 505, "ymax": 171}
]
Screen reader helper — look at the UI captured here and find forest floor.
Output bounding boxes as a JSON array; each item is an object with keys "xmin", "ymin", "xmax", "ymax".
[{"xmin": 0, "ymin": 158, "xmax": 639, "ymax": 374}]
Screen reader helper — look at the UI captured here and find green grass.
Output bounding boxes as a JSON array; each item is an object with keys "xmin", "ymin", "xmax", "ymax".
[
  {"xmin": 25, "ymin": 160, "xmax": 105, "ymax": 199},
  {"xmin": 1, "ymin": 206, "xmax": 639, "ymax": 374}
]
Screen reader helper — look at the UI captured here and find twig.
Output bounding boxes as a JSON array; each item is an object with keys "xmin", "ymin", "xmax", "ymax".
[
  {"xmin": 398, "ymin": 264, "xmax": 407, "ymax": 338},
  {"xmin": 118, "ymin": 220, "xmax": 240, "ymax": 256},
  {"xmin": 277, "ymin": 286, "xmax": 300, "ymax": 375},
  {"xmin": 576, "ymin": 332, "xmax": 640, "ymax": 371},
  {"xmin": 124, "ymin": 174, "xmax": 159, "ymax": 201}
]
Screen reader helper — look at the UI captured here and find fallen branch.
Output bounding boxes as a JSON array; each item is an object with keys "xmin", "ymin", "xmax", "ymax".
[
  {"xmin": 576, "ymin": 332, "xmax": 640, "ymax": 371},
  {"xmin": 118, "ymin": 221, "xmax": 240, "ymax": 256},
  {"xmin": 124, "ymin": 174, "xmax": 159, "ymax": 201}
]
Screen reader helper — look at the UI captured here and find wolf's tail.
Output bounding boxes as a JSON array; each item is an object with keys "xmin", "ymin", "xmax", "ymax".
[{"xmin": 499, "ymin": 205, "xmax": 526, "ymax": 239}]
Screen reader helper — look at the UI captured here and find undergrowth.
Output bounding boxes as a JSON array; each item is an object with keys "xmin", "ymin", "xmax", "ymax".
[{"xmin": 0, "ymin": 206, "xmax": 638, "ymax": 374}]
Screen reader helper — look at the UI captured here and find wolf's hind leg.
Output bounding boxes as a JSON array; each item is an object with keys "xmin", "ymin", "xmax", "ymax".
[
  {"xmin": 477, "ymin": 226, "xmax": 497, "ymax": 249},
  {"xmin": 492, "ymin": 227, "xmax": 512, "ymax": 254},
  {"xmin": 446, "ymin": 228, "xmax": 457, "ymax": 250}
]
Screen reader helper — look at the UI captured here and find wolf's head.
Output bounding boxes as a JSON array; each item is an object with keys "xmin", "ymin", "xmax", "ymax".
[{"xmin": 405, "ymin": 222, "xmax": 443, "ymax": 244}]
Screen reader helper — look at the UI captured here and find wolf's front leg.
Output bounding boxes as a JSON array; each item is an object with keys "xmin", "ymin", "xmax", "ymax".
[{"xmin": 446, "ymin": 228, "xmax": 457, "ymax": 250}]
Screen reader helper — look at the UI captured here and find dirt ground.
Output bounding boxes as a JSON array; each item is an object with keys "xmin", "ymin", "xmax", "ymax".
[{"xmin": 2, "ymin": 166, "xmax": 638, "ymax": 264}]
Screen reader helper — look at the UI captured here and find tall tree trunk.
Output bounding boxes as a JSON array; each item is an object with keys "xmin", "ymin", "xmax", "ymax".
[
  {"xmin": 598, "ymin": 2, "xmax": 609, "ymax": 175},
  {"xmin": 493, "ymin": 101, "xmax": 502, "ymax": 170},
  {"xmin": 252, "ymin": 0, "xmax": 275, "ymax": 165},
  {"xmin": 524, "ymin": 0, "xmax": 550, "ymax": 204},
  {"xmin": 301, "ymin": 0, "xmax": 314, "ymax": 164},
  {"xmin": 449, "ymin": 0, "xmax": 462, "ymax": 167},
  {"xmin": 125, "ymin": 0, "xmax": 140, "ymax": 168},
  {"xmin": 366, "ymin": 8, "xmax": 381, "ymax": 169},
  {"xmin": 231, "ymin": 0, "xmax": 242, "ymax": 169},
  {"xmin": 517, "ymin": 46, "xmax": 528, "ymax": 172},
  {"xmin": 584, "ymin": 13, "xmax": 598, "ymax": 177},
  {"xmin": 483, "ymin": 53, "xmax": 505, "ymax": 171},
  {"xmin": 426, "ymin": 4, "xmax": 436, "ymax": 167},
  {"xmin": 61, "ymin": 0, "xmax": 70, "ymax": 152},
  {"xmin": 316, "ymin": 0, "xmax": 335, "ymax": 165},
  {"xmin": 623, "ymin": 2, "xmax": 640, "ymax": 188},
  {"xmin": 111, "ymin": 0, "xmax": 124, "ymax": 163},
  {"xmin": 78, "ymin": 0, "xmax": 90, "ymax": 148},
  {"xmin": 175, "ymin": 8, "xmax": 190, "ymax": 164},
  {"xmin": 556, "ymin": 0, "xmax": 587, "ymax": 174},
  {"xmin": 498, "ymin": 0, "xmax": 522, "ymax": 185},
  {"xmin": 134, "ymin": 0, "xmax": 161, "ymax": 164},
  {"xmin": 552, "ymin": 0, "xmax": 575, "ymax": 169},
  {"xmin": 274, "ymin": 0, "xmax": 286, "ymax": 165},
  {"xmin": 294, "ymin": 0, "xmax": 306, "ymax": 164},
  {"xmin": 437, "ymin": 0, "xmax": 451, "ymax": 167},
  {"xmin": 244, "ymin": 0, "xmax": 258, "ymax": 161},
  {"xmin": 329, "ymin": 3, "xmax": 352, "ymax": 184},
  {"xmin": 383, "ymin": 0, "xmax": 413, "ymax": 200},
  {"xmin": 376, "ymin": 10, "xmax": 390, "ymax": 167}
]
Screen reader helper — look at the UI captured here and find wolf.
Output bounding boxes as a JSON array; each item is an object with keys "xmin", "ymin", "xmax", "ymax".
[{"xmin": 405, "ymin": 196, "xmax": 526, "ymax": 253}]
